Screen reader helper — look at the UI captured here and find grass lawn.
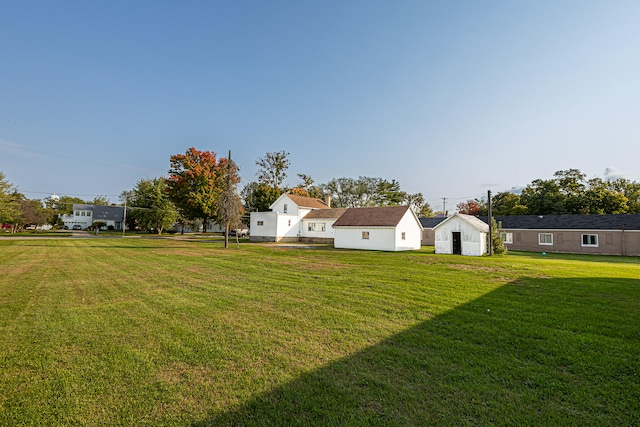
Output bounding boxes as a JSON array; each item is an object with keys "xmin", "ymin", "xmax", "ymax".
[{"xmin": 0, "ymin": 238, "xmax": 638, "ymax": 426}]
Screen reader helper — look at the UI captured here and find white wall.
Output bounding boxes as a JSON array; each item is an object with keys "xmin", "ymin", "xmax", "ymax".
[
  {"xmin": 334, "ymin": 227, "xmax": 397, "ymax": 251},
  {"xmin": 250, "ymin": 212, "xmax": 278, "ymax": 240},
  {"xmin": 300, "ymin": 218, "xmax": 339, "ymax": 239},
  {"xmin": 394, "ymin": 211, "xmax": 422, "ymax": 250},
  {"xmin": 434, "ymin": 216, "xmax": 487, "ymax": 256}
]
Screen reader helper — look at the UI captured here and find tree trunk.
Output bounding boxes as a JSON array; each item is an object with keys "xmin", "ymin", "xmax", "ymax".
[{"xmin": 224, "ymin": 223, "xmax": 229, "ymax": 249}]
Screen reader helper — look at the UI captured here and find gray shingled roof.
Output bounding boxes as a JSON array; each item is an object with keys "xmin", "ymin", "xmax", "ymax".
[
  {"xmin": 419, "ymin": 217, "xmax": 446, "ymax": 229},
  {"xmin": 482, "ymin": 214, "xmax": 640, "ymax": 230},
  {"xmin": 332, "ymin": 206, "xmax": 412, "ymax": 227}
]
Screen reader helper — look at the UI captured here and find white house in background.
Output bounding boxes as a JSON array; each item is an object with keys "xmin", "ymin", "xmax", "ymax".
[
  {"xmin": 60, "ymin": 204, "xmax": 126, "ymax": 230},
  {"xmin": 332, "ymin": 206, "xmax": 423, "ymax": 251},
  {"xmin": 434, "ymin": 213, "xmax": 489, "ymax": 256},
  {"xmin": 250, "ymin": 194, "xmax": 331, "ymax": 242}
]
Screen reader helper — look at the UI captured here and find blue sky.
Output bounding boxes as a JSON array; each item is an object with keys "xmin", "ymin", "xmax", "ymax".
[{"xmin": 1, "ymin": 1, "xmax": 639, "ymax": 210}]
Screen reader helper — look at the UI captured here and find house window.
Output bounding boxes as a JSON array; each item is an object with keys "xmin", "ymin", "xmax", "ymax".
[
  {"xmin": 538, "ymin": 233, "xmax": 553, "ymax": 245},
  {"xmin": 74, "ymin": 211, "xmax": 80, "ymax": 216},
  {"xmin": 362, "ymin": 231, "xmax": 369, "ymax": 240},
  {"xmin": 283, "ymin": 204, "xmax": 288, "ymax": 213},
  {"xmin": 308, "ymin": 222, "xmax": 326, "ymax": 232},
  {"xmin": 582, "ymin": 234, "xmax": 598, "ymax": 247},
  {"xmin": 401, "ymin": 232, "xmax": 406, "ymax": 240},
  {"xmin": 257, "ymin": 221, "xmax": 264, "ymax": 226},
  {"xmin": 501, "ymin": 232, "xmax": 513, "ymax": 244}
]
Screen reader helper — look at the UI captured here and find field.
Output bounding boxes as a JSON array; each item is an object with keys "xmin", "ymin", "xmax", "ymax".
[{"xmin": 0, "ymin": 237, "xmax": 638, "ymax": 426}]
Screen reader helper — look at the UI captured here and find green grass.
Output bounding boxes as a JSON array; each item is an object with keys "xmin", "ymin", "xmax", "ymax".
[{"xmin": 0, "ymin": 239, "xmax": 638, "ymax": 426}]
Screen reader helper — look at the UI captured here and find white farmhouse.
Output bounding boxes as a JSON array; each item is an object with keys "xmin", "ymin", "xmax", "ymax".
[
  {"xmin": 433, "ymin": 213, "xmax": 489, "ymax": 256},
  {"xmin": 332, "ymin": 206, "xmax": 423, "ymax": 251},
  {"xmin": 249, "ymin": 194, "xmax": 331, "ymax": 242}
]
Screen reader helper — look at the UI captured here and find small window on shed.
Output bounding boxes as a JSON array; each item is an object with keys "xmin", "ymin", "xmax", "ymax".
[
  {"xmin": 283, "ymin": 204, "xmax": 288, "ymax": 213},
  {"xmin": 257, "ymin": 221, "xmax": 264, "ymax": 226},
  {"xmin": 401, "ymin": 232, "xmax": 406, "ymax": 240},
  {"xmin": 362, "ymin": 231, "xmax": 369, "ymax": 240}
]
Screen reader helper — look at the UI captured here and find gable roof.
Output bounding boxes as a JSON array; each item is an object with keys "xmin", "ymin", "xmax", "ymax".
[
  {"xmin": 486, "ymin": 214, "xmax": 640, "ymax": 231},
  {"xmin": 274, "ymin": 194, "xmax": 329, "ymax": 210},
  {"xmin": 303, "ymin": 208, "xmax": 348, "ymax": 220},
  {"xmin": 435, "ymin": 213, "xmax": 489, "ymax": 232},
  {"xmin": 333, "ymin": 206, "xmax": 416, "ymax": 227}
]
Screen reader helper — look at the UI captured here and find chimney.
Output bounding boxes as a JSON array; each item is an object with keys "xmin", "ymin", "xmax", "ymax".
[{"xmin": 324, "ymin": 195, "xmax": 331, "ymax": 208}]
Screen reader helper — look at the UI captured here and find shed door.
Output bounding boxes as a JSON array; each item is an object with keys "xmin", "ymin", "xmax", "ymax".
[{"xmin": 452, "ymin": 232, "xmax": 462, "ymax": 255}]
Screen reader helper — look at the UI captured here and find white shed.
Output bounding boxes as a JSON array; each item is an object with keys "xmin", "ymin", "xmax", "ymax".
[
  {"xmin": 434, "ymin": 213, "xmax": 489, "ymax": 256},
  {"xmin": 332, "ymin": 206, "xmax": 423, "ymax": 251}
]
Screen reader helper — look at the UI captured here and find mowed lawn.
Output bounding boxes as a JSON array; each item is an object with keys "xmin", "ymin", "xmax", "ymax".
[{"xmin": 0, "ymin": 238, "xmax": 638, "ymax": 426}]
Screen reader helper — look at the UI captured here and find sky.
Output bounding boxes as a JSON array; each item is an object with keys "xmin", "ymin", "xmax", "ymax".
[{"xmin": 1, "ymin": 0, "xmax": 639, "ymax": 210}]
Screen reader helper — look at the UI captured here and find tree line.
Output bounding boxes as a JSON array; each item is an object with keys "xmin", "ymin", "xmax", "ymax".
[
  {"xmin": 457, "ymin": 169, "xmax": 640, "ymax": 216},
  {"xmin": 3, "ymin": 159, "xmax": 639, "ymax": 237}
]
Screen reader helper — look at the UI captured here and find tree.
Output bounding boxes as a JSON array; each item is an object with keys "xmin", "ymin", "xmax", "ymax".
[
  {"xmin": 17, "ymin": 197, "xmax": 47, "ymax": 227},
  {"xmin": 322, "ymin": 177, "xmax": 381, "ymax": 208},
  {"xmin": 92, "ymin": 195, "xmax": 111, "ymax": 206},
  {"xmin": 296, "ymin": 174, "xmax": 324, "ymax": 199},
  {"xmin": 405, "ymin": 193, "xmax": 433, "ymax": 218},
  {"xmin": 520, "ymin": 179, "xmax": 566, "ymax": 215},
  {"xmin": 242, "ymin": 182, "xmax": 282, "ymax": 213},
  {"xmin": 457, "ymin": 199, "xmax": 481, "ymax": 215},
  {"xmin": 491, "ymin": 192, "xmax": 527, "ymax": 215},
  {"xmin": 256, "ymin": 150, "xmax": 290, "ymax": 190},
  {"xmin": 167, "ymin": 148, "xmax": 229, "ymax": 232},
  {"xmin": 489, "ymin": 218, "xmax": 507, "ymax": 255},
  {"xmin": 127, "ymin": 177, "xmax": 179, "ymax": 234},
  {"xmin": 0, "ymin": 172, "xmax": 20, "ymax": 228},
  {"xmin": 585, "ymin": 178, "xmax": 629, "ymax": 214},
  {"xmin": 215, "ymin": 154, "xmax": 244, "ymax": 248}
]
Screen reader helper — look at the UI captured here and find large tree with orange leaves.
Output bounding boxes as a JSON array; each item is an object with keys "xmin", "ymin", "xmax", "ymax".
[{"xmin": 166, "ymin": 148, "xmax": 238, "ymax": 232}]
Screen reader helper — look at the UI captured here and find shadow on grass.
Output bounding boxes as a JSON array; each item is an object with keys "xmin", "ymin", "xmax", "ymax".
[{"xmin": 195, "ymin": 277, "xmax": 640, "ymax": 426}]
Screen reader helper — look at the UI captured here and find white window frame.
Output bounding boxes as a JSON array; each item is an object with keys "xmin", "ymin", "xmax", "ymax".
[
  {"xmin": 501, "ymin": 232, "xmax": 513, "ymax": 244},
  {"xmin": 308, "ymin": 222, "xmax": 326, "ymax": 232},
  {"xmin": 538, "ymin": 233, "xmax": 553, "ymax": 245},
  {"xmin": 581, "ymin": 234, "xmax": 598, "ymax": 247},
  {"xmin": 362, "ymin": 231, "xmax": 370, "ymax": 240}
]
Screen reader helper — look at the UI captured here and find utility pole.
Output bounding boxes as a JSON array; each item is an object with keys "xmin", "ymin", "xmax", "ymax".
[
  {"xmin": 442, "ymin": 197, "xmax": 447, "ymax": 216},
  {"xmin": 487, "ymin": 190, "xmax": 493, "ymax": 256},
  {"xmin": 122, "ymin": 195, "xmax": 127, "ymax": 238}
]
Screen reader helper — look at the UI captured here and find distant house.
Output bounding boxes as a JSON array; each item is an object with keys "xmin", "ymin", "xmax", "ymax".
[
  {"xmin": 60, "ymin": 204, "xmax": 125, "ymax": 230},
  {"xmin": 332, "ymin": 206, "xmax": 423, "ymax": 251},
  {"xmin": 249, "ymin": 194, "xmax": 331, "ymax": 242},
  {"xmin": 491, "ymin": 214, "xmax": 640, "ymax": 256},
  {"xmin": 419, "ymin": 217, "xmax": 446, "ymax": 246},
  {"xmin": 434, "ymin": 213, "xmax": 489, "ymax": 256}
]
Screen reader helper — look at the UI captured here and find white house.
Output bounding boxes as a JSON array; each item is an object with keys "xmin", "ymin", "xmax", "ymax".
[
  {"xmin": 60, "ymin": 204, "xmax": 126, "ymax": 230},
  {"xmin": 434, "ymin": 213, "xmax": 489, "ymax": 256},
  {"xmin": 332, "ymin": 206, "xmax": 423, "ymax": 251},
  {"xmin": 249, "ymin": 194, "xmax": 331, "ymax": 242}
]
